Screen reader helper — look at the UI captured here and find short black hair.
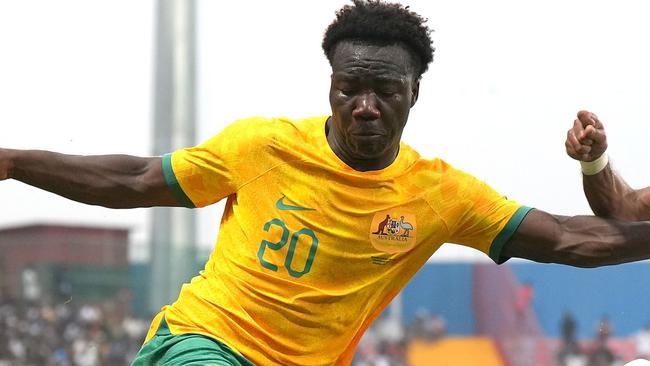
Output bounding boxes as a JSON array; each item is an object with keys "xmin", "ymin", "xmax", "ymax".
[{"xmin": 322, "ymin": 0, "xmax": 434, "ymax": 78}]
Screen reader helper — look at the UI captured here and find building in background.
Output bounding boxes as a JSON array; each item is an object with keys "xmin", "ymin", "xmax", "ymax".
[{"xmin": 0, "ymin": 224, "xmax": 129, "ymax": 303}]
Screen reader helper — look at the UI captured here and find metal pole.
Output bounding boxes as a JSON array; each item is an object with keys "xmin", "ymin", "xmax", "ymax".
[{"xmin": 149, "ymin": 0, "xmax": 197, "ymax": 313}]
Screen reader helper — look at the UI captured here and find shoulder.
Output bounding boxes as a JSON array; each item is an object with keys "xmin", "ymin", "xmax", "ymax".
[
  {"xmin": 405, "ymin": 155, "xmax": 471, "ymax": 185},
  {"xmin": 218, "ymin": 115, "xmax": 326, "ymax": 146},
  {"xmin": 407, "ymin": 157, "xmax": 489, "ymax": 202}
]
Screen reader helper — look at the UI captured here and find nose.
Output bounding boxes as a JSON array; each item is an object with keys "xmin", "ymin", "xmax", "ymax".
[{"xmin": 352, "ymin": 92, "xmax": 380, "ymax": 120}]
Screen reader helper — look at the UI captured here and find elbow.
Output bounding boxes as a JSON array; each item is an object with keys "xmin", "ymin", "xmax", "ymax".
[
  {"xmin": 557, "ymin": 255, "xmax": 602, "ymax": 268},
  {"xmin": 550, "ymin": 251, "xmax": 602, "ymax": 268},
  {"xmin": 591, "ymin": 208, "xmax": 638, "ymax": 222},
  {"xmin": 551, "ymin": 239, "xmax": 615, "ymax": 268},
  {"xmin": 89, "ymin": 176, "xmax": 155, "ymax": 209},
  {"xmin": 590, "ymin": 191, "xmax": 646, "ymax": 221},
  {"xmin": 112, "ymin": 159, "xmax": 165, "ymax": 208}
]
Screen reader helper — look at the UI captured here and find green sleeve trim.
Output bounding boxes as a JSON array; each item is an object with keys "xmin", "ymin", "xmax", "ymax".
[
  {"xmin": 162, "ymin": 153, "xmax": 196, "ymax": 209},
  {"xmin": 489, "ymin": 206, "xmax": 533, "ymax": 264}
]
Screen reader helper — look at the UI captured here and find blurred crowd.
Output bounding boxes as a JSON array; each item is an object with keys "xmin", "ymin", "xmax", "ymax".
[
  {"xmin": 352, "ymin": 310, "xmax": 446, "ymax": 366},
  {"xmin": 1, "ymin": 295, "xmax": 444, "ymax": 366},
  {"xmin": 0, "ymin": 298, "xmax": 149, "ymax": 366},
  {"xmin": 556, "ymin": 312, "xmax": 650, "ymax": 366},
  {"xmin": 353, "ymin": 309, "xmax": 650, "ymax": 366},
  {"xmin": 4, "ymin": 295, "xmax": 650, "ymax": 366}
]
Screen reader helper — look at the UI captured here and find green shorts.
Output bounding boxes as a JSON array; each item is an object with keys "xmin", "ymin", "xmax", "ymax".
[{"xmin": 131, "ymin": 317, "xmax": 255, "ymax": 366}]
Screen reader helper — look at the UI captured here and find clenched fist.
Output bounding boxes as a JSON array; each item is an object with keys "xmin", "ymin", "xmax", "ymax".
[{"xmin": 565, "ymin": 110, "xmax": 608, "ymax": 162}]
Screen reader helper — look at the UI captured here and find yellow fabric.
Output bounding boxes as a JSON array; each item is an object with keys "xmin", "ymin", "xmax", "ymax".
[
  {"xmin": 407, "ymin": 337, "xmax": 505, "ymax": 366},
  {"xmin": 143, "ymin": 311, "xmax": 164, "ymax": 344},
  {"xmin": 155, "ymin": 116, "xmax": 524, "ymax": 365}
]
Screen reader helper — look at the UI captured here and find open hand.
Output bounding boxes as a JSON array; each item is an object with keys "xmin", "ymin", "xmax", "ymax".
[{"xmin": 565, "ymin": 110, "xmax": 608, "ymax": 162}]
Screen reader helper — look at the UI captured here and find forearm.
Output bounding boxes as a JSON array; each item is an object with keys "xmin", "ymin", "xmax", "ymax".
[
  {"xmin": 505, "ymin": 210, "xmax": 650, "ymax": 268},
  {"xmin": 582, "ymin": 163, "xmax": 648, "ymax": 220},
  {"xmin": 553, "ymin": 215, "xmax": 650, "ymax": 267},
  {"xmin": 4, "ymin": 148, "xmax": 172, "ymax": 208}
]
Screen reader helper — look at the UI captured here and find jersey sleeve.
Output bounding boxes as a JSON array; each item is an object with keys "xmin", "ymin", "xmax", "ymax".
[
  {"xmin": 162, "ymin": 117, "xmax": 277, "ymax": 208},
  {"xmin": 436, "ymin": 165, "xmax": 532, "ymax": 264}
]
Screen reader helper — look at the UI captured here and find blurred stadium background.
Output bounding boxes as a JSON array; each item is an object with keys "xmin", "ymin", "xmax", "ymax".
[
  {"xmin": 3, "ymin": 224, "xmax": 650, "ymax": 365},
  {"xmin": 2, "ymin": 0, "xmax": 650, "ymax": 365}
]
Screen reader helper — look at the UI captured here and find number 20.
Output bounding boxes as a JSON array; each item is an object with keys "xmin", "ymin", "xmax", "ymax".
[{"xmin": 257, "ymin": 218, "xmax": 319, "ymax": 278}]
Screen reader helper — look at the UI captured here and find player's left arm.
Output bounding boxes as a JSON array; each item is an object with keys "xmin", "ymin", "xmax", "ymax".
[
  {"xmin": 502, "ymin": 208, "xmax": 650, "ymax": 267},
  {"xmin": 566, "ymin": 111, "xmax": 650, "ymax": 220}
]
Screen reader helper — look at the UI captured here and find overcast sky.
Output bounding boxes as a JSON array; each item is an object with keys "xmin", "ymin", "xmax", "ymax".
[{"xmin": 2, "ymin": 0, "xmax": 650, "ymax": 261}]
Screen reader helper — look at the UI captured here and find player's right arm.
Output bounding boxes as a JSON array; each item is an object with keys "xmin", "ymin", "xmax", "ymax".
[
  {"xmin": 0, "ymin": 148, "xmax": 180, "ymax": 208},
  {"xmin": 565, "ymin": 110, "xmax": 650, "ymax": 220}
]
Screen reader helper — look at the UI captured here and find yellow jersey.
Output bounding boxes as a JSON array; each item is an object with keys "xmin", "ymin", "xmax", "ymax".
[{"xmin": 148, "ymin": 115, "xmax": 531, "ymax": 365}]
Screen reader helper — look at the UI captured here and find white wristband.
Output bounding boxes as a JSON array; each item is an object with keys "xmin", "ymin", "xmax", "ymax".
[{"xmin": 580, "ymin": 154, "xmax": 608, "ymax": 175}]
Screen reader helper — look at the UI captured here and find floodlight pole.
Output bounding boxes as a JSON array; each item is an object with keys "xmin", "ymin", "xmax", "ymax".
[{"xmin": 149, "ymin": 0, "xmax": 197, "ymax": 313}]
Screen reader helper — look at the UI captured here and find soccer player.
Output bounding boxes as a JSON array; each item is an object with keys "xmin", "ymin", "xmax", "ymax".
[
  {"xmin": 3, "ymin": 1, "xmax": 650, "ymax": 365},
  {"xmin": 565, "ymin": 110, "xmax": 650, "ymax": 220}
]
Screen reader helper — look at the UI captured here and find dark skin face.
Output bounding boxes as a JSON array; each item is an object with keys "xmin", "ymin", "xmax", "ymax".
[{"xmin": 327, "ymin": 41, "xmax": 420, "ymax": 171}]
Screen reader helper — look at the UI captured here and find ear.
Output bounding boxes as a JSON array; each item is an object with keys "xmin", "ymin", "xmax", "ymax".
[{"xmin": 410, "ymin": 80, "xmax": 420, "ymax": 108}]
